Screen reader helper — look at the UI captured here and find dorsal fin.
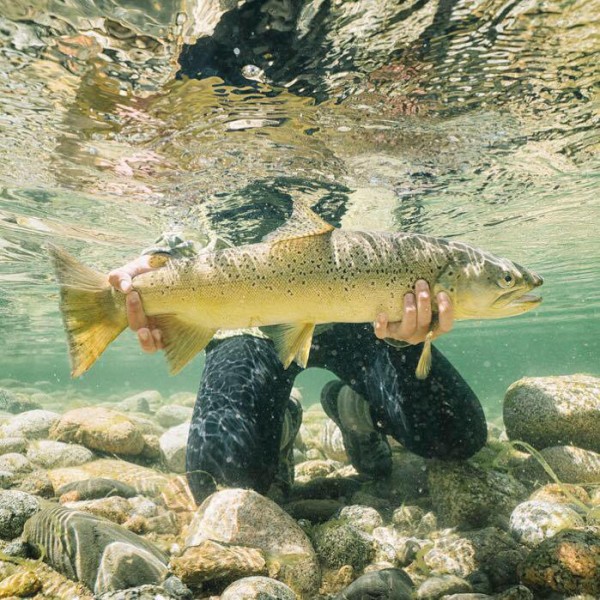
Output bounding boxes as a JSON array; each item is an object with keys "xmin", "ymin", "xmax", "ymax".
[{"xmin": 262, "ymin": 201, "xmax": 335, "ymax": 244}]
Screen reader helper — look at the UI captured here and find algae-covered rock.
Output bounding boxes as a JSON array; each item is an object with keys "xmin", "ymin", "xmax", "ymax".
[
  {"xmin": 334, "ymin": 568, "xmax": 413, "ymax": 599},
  {"xmin": 503, "ymin": 375, "xmax": 600, "ymax": 452},
  {"xmin": 185, "ymin": 488, "xmax": 319, "ymax": 597},
  {"xmin": 221, "ymin": 576, "xmax": 297, "ymax": 599},
  {"xmin": 516, "ymin": 445, "xmax": 600, "ymax": 485},
  {"xmin": 392, "ymin": 505, "xmax": 425, "ymax": 533},
  {"xmin": 495, "ymin": 585, "xmax": 534, "ymax": 600},
  {"xmin": 519, "ymin": 527, "xmax": 600, "ymax": 596},
  {"xmin": 509, "ymin": 500, "xmax": 585, "ymax": 547},
  {"xmin": 0, "ymin": 490, "xmax": 40, "ymax": 539},
  {"xmin": 50, "ymin": 407, "xmax": 146, "ymax": 456},
  {"xmin": 371, "ymin": 527, "xmax": 419, "ymax": 567},
  {"xmin": 428, "ymin": 461, "xmax": 527, "ymax": 528},
  {"xmin": 170, "ymin": 539, "xmax": 267, "ymax": 586},
  {"xmin": 23, "ymin": 505, "xmax": 168, "ymax": 594},
  {"xmin": 0, "ymin": 571, "xmax": 42, "ymax": 598},
  {"xmin": 295, "ymin": 459, "xmax": 340, "ymax": 480},
  {"xmin": 63, "ymin": 496, "xmax": 133, "ymax": 524},
  {"xmin": 95, "ymin": 584, "xmax": 179, "ymax": 599},
  {"xmin": 424, "ymin": 527, "xmax": 527, "ymax": 591},
  {"xmin": 312, "ymin": 519, "xmax": 374, "ymax": 570}
]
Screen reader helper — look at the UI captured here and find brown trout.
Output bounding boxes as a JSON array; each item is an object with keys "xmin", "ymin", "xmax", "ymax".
[{"xmin": 49, "ymin": 204, "xmax": 542, "ymax": 379}]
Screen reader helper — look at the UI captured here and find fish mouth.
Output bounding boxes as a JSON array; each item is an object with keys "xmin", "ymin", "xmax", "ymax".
[
  {"xmin": 507, "ymin": 293, "xmax": 542, "ymax": 308},
  {"xmin": 493, "ymin": 288, "xmax": 542, "ymax": 313}
]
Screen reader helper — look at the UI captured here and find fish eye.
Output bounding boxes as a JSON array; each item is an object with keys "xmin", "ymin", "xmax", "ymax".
[{"xmin": 498, "ymin": 272, "xmax": 515, "ymax": 288}]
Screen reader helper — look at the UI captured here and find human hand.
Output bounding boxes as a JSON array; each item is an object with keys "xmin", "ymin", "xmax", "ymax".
[
  {"xmin": 373, "ymin": 280, "xmax": 453, "ymax": 345},
  {"xmin": 108, "ymin": 256, "xmax": 164, "ymax": 353}
]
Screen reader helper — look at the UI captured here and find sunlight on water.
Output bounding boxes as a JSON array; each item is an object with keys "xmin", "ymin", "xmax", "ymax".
[{"xmin": 0, "ymin": 0, "xmax": 598, "ymax": 413}]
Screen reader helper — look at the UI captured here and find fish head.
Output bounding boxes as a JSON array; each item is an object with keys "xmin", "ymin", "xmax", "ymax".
[{"xmin": 434, "ymin": 245, "xmax": 543, "ymax": 320}]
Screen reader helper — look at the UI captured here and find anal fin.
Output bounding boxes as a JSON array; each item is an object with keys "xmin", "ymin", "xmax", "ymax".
[
  {"xmin": 262, "ymin": 323, "xmax": 316, "ymax": 369},
  {"xmin": 152, "ymin": 314, "xmax": 216, "ymax": 375}
]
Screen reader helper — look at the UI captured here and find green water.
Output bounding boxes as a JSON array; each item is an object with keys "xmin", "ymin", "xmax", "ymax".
[{"xmin": 0, "ymin": 0, "xmax": 599, "ymax": 418}]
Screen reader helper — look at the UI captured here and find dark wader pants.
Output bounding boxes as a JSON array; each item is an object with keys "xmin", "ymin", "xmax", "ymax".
[{"xmin": 185, "ymin": 323, "xmax": 487, "ymax": 500}]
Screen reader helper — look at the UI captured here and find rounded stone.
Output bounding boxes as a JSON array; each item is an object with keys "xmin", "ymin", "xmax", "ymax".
[
  {"xmin": 0, "ymin": 490, "xmax": 40, "ymax": 539},
  {"xmin": 0, "ymin": 437, "xmax": 27, "ymax": 456},
  {"xmin": 48, "ymin": 458, "xmax": 171, "ymax": 497},
  {"xmin": 169, "ymin": 539, "xmax": 266, "ymax": 586},
  {"xmin": 417, "ymin": 575, "xmax": 472, "ymax": 599},
  {"xmin": 509, "ymin": 500, "xmax": 585, "ymax": 547},
  {"xmin": 503, "ymin": 375, "xmax": 600, "ymax": 452},
  {"xmin": 221, "ymin": 576, "xmax": 296, "ymax": 599},
  {"xmin": 529, "ymin": 483, "xmax": 590, "ymax": 507},
  {"xmin": 95, "ymin": 585, "xmax": 178, "ymax": 600},
  {"xmin": 27, "ymin": 440, "xmax": 94, "ymax": 469},
  {"xmin": 339, "ymin": 505, "xmax": 383, "ymax": 533},
  {"xmin": 0, "ymin": 452, "xmax": 32, "ymax": 474},
  {"xmin": 159, "ymin": 423, "xmax": 189, "ymax": 473},
  {"xmin": 116, "ymin": 390, "xmax": 158, "ymax": 414},
  {"xmin": 335, "ymin": 568, "xmax": 413, "ymax": 599},
  {"xmin": 516, "ymin": 445, "xmax": 600, "ymax": 485},
  {"xmin": 185, "ymin": 488, "xmax": 319, "ymax": 597},
  {"xmin": 128, "ymin": 496, "xmax": 158, "ymax": 518},
  {"xmin": 23, "ymin": 505, "xmax": 168, "ymax": 594},
  {"xmin": 154, "ymin": 405, "xmax": 193, "ymax": 428},
  {"xmin": 295, "ymin": 459, "xmax": 339, "ymax": 480},
  {"xmin": 1, "ymin": 409, "xmax": 61, "ymax": 439},
  {"xmin": 495, "ymin": 585, "xmax": 534, "ymax": 600},
  {"xmin": 50, "ymin": 407, "xmax": 145, "ymax": 456},
  {"xmin": 0, "ymin": 388, "xmax": 41, "ymax": 414}
]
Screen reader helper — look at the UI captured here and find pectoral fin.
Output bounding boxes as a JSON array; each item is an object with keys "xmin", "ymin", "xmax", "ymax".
[
  {"xmin": 151, "ymin": 315, "xmax": 216, "ymax": 375},
  {"xmin": 415, "ymin": 331, "xmax": 434, "ymax": 380},
  {"xmin": 262, "ymin": 323, "xmax": 316, "ymax": 369}
]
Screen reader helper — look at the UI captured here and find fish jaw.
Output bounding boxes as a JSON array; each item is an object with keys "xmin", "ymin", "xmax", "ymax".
[{"xmin": 495, "ymin": 291, "xmax": 543, "ymax": 316}]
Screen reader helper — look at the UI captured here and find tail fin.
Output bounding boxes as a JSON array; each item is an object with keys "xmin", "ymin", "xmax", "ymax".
[{"xmin": 48, "ymin": 245, "xmax": 127, "ymax": 377}]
